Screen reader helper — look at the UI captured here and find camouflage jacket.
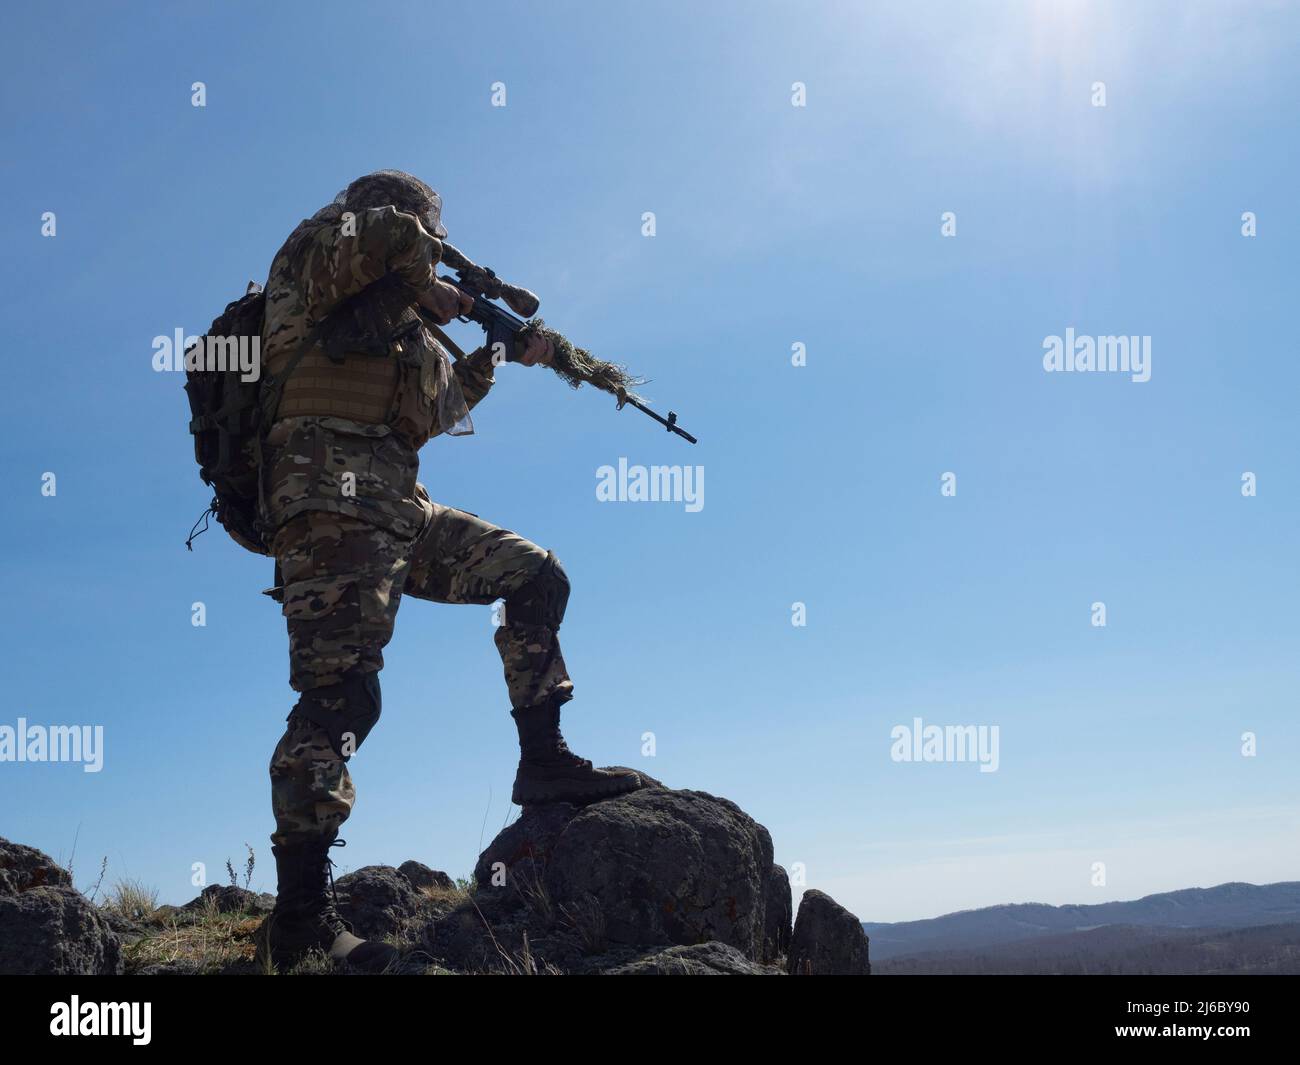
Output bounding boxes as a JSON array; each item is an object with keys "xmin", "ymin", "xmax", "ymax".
[{"xmin": 258, "ymin": 204, "xmax": 496, "ymax": 539}]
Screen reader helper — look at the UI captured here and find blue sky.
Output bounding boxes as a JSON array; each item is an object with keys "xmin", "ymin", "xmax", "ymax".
[{"xmin": 1, "ymin": 0, "xmax": 1297, "ymax": 922}]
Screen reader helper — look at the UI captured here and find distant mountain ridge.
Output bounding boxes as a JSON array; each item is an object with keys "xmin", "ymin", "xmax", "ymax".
[
  {"xmin": 864, "ymin": 881, "xmax": 1300, "ymax": 962},
  {"xmin": 875, "ymin": 920, "xmax": 1300, "ymax": 975}
]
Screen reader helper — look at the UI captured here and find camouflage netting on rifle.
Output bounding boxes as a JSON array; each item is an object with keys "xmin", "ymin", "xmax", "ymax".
[{"xmin": 521, "ymin": 319, "xmax": 645, "ymax": 400}]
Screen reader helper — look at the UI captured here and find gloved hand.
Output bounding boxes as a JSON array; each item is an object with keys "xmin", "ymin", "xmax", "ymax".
[
  {"xmin": 417, "ymin": 278, "xmax": 474, "ymax": 325},
  {"xmin": 517, "ymin": 331, "xmax": 554, "ymax": 367}
]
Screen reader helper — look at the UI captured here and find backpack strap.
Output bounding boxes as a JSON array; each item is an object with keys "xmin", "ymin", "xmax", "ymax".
[
  {"xmin": 425, "ymin": 321, "xmax": 468, "ymax": 362},
  {"xmin": 252, "ymin": 320, "xmax": 330, "ymax": 544},
  {"xmin": 259, "ymin": 320, "xmax": 329, "ymax": 427}
]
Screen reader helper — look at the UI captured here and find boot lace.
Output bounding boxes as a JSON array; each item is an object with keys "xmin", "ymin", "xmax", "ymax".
[{"xmin": 320, "ymin": 838, "xmax": 352, "ymax": 935}]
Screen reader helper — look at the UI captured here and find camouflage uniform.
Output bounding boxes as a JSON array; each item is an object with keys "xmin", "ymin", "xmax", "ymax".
[{"xmin": 259, "ymin": 200, "xmax": 572, "ymax": 847}]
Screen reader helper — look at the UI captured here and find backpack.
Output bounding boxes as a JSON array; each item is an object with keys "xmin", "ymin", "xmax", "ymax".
[
  {"xmin": 183, "ymin": 283, "xmax": 272, "ymax": 555},
  {"xmin": 184, "ymin": 276, "xmax": 408, "ymax": 554}
]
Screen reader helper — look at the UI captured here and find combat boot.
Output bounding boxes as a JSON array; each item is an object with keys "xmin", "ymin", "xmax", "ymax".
[
  {"xmin": 255, "ymin": 839, "xmax": 399, "ymax": 973},
  {"xmin": 511, "ymin": 695, "xmax": 642, "ymax": 805}
]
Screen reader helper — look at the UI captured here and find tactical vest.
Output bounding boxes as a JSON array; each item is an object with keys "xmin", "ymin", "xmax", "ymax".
[
  {"xmin": 273, "ymin": 277, "xmax": 439, "ymax": 449},
  {"xmin": 276, "ymin": 350, "xmax": 400, "ymax": 424}
]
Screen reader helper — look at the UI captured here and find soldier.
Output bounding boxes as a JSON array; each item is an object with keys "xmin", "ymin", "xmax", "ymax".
[{"xmin": 253, "ymin": 171, "xmax": 641, "ymax": 972}]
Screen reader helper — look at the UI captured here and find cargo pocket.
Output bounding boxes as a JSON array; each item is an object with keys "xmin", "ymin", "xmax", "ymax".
[
  {"xmin": 261, "ymin": 419, "xmax": 328, "ymax": 529},
  {"xmin": 281, "ymin": 573, "xmax": 368, "ymax": 688},
  {"xmin": 391, "ymin": 353, "xmax": 437, "ymax": 449},
  {"xmin": 369, "ymin": 431, "xmax": 420, "ymax": 494},
  {"xmin": 315, "ymin": 417, "xmax": 390, "ymax": 506},
  {"xmin": 281, "ymin": 574, "xmax": 357, "ymax": 623},
  {"xmin": 281, "ymin": 514, "xmax": 407, "ymax": 643}
]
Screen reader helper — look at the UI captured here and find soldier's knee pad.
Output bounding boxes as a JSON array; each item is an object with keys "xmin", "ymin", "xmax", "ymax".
[
  {"xmin": 504, "ymin": 551, "xmax": 570, "ymax": 630},
  {"xmin": 290, "ymin": 670, "xmax": 382, "ymax": 760}
]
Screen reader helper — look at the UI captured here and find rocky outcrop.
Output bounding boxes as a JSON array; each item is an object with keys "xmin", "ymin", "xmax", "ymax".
[
  {"xmin": 0, "ymin": 838, "xmax": 123, "ymax": 975},
  {"xmin": 788, "ymin": 888, "xmax": 871, "ymax": 975},
  {"xmin": 605, "ymin": 941, "xmax": 782, "ymax": 975},
  {"xmin": 182, "ymin": 884, "xmax": 275, "ymax": 916},
  {"xmin": 398, "ymin": 861, "xmax": 454, "ymax": 893},
  {"xmin": 0, "ymin": 839, "xmax": 74, "ymax": 894},
  {"xmin": 1, "ymin": 778, "xmax": 874, "ymax": 977},
  {"xmin": 765, "ymin": 864, "xmax": 793, "ymax": 959},
  {"xmin": 426, "ymin": 771, "xmax": 792, "ymax": 973},
  {"xmin": 334, "ymin": 864, "xmax": 434, "ymax": 940}
]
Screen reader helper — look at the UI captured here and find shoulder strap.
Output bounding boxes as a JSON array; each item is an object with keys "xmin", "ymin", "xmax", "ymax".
[
  {"xmin": 425, "ymin": 321, "xmax": 468, "ymax": 362},
  {"xmin": 259, "ymin": 320, "xmax": 328, "ymax": 427},
  {"xmin": 251, "ymin": 320, "xmax": 329, "ymax": 545}
]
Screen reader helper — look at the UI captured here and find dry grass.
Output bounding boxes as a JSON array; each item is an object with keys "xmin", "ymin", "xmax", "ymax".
[
  {"xmin": 111, "ymin": 867, "xmax": 497, "ymax": 976},
  {"xmin": 106, "ymin": 878, "xmax": 159, "ymax": 923},
  {"xmin": 496, "ymin": 930, "xmax": 563, "ymax": 976},
  {"xmin": 419, "ymin": 880, "xmax": 472, "ymax": 909},
  {"xmin": 508, "ymin": 861, "xmax": 554, "ymax": 926},
  {"xmin": 285, "ymin": 948, "xmax": 333, "ymax": 975},
  {"xmin": 125, "ymin": 901, "xmax": 261, "ymax": 974},
  {"xmin": 559, "ymin": 895, "xmax": 607, "ymax": 955}
]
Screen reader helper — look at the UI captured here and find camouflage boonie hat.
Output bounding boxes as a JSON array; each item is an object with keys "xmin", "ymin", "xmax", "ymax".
[{"xmin": 338, "ymin": 170, "xmax": 447, "ymax": 238}]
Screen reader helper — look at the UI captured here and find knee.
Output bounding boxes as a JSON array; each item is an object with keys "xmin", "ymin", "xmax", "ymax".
[
  {"xmin": 504, "ymin": 551, "xmax": 570, "ymax": 630},
  {"xmin": 290, "ymin": 670, "xmax": 382, "ymax": 760}
]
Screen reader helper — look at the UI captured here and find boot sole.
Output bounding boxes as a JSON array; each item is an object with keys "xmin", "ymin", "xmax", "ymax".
[
  {"xmin": 255, "ymin": 917, "xmax": 395, "ymax": 974},
  {"xmin": 256, "ymin": 943, "xmax": 398, "ymax": 974},
  {"xmin": 512, "ymin": 769, "xmax": 642, "ymax": 806}
]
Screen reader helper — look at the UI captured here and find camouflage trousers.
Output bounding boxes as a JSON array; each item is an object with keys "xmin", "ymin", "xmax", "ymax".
[{"xmin": 267, "ymin": 501, "xmax": 572, "ymax": 846}]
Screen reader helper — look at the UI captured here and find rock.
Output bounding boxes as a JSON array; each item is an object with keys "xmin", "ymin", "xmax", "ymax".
[
  {"xmin": 99, "ymin": 907, "xmax": 147, "ymax": 940},
  {"xmin": 605, "ymin": 941, "xmax": 783, "ymax": 975},
  {"xmin": 334, "ymin": 865, "xmax": 429, "ymax": 939},
  {"xmin": 471, "ymin": 769, "xmax": 667, "ymax": 897},
  {"xmin": 181, "ymin": 884, "xmax": 275, "ymax": 916},
  {"xmin": 423, "ymin": 890, "xmax": 525, "ymax": 973},
  {"xmin": 787, "ymin": 889, "xmax": 871, "ymax": 975},
  {"xmin": 0, "ymin": 838, "xmax": 73, "ymax": 895},
  {"xmin": 134, "ymin": 958, "xmax": 207, "ymax": 976},
  {"xmin": 0, "ymin": 890, "xmax": 124, "ymax": 975},
  {"xmin": 473, "ymin": 801, "xmax": 579, "ymax": 899},
  {"xmin": 764, "ymin": 864, "xmax": 793, "ymax": 960},
  {"xmin": 473, "ymin": 775, "xmax": 777, "ymax": 962},
  {"xmin": 398, "ymin": 861, "xmax": 454, "ymax": 892},
  {"xmin": 0, "ymin": 839, "xmax": 122, "ymax": 975}
]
